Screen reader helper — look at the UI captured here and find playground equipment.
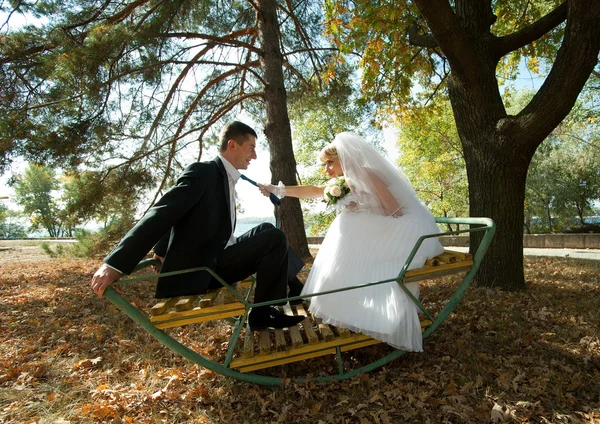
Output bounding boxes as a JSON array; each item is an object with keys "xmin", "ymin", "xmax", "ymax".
[{"xmin": 103, "ymin": 217, "xmax": 495, "ymax": 386}]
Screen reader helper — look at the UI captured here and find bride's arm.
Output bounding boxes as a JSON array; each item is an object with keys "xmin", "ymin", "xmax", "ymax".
[
  {"xmin": 367, "ymin": 172, "xmax": 403, "ymax": 216},
  {"xmin": 259, "ymin": 183, "xmax": 325, "ymax": 199},
  {"xmin": 285, "ymin": 185, "xmax": 325, "ymax": 199}
]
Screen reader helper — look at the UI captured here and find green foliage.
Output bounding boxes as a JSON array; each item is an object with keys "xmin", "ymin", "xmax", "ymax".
[
  {"xmin": 70, "ymin": 216, "xmax": 137, "ymax": 259},
  {"xmin": 323, "ymin": 0, "xmax": 426, "ymax": 113},
  {"xmin": 303, "ymin": 207, "xmax": 336, "ymax": 236},
  {"xmin": 0, "ymin": 203, "xmax": 27, "ymax": 238},
  {"xmin": 525, "ymin": 103, "xmax": 600, "ymax": 232},
  {"xmin": 36, "ymin": 215, "xmax": 138, "ymax": 259},
  {"xmin": 492, "ymin": 0, "xmax": 564, "ymax": 84},
  {"xmin": 10, "ymin": 162, "xmax": 152, "ymax": 238},
  {"xmin": 12, "ymin": 164, "xmax": 65, "ymax": 237},
  {"xmin": 60, "ymin": 167, "xmax": 154, "ymax": 228},
  {"xmin": 39, "ymin": 241, "xmax": 64, "ymax": 258},
  {"xmin": 323, "ymin": 0, "xmax": 567, "ymax": 111},
  {"xmin": 396, "ymin": 102, "xmax": 469, "ymax": 225},
  {"xmin": 0, "ymin": 202, "xmax": 6, "ymax": 223}
]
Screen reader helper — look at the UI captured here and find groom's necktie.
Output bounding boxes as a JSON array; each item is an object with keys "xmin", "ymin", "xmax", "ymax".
[{"xmin": 239, "ymin": 174, "xmax": 281, "ymax": 206}]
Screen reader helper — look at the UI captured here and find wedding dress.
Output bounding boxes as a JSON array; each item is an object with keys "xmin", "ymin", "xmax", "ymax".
[{"xmin": 301, "ymin": 133, "xmax": 444, "ymax": 351}]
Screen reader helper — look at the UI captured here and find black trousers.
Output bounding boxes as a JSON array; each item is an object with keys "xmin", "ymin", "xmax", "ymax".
[{"xmin": 213, "ymin": 223, "xmax": 303, "ymax": 304}]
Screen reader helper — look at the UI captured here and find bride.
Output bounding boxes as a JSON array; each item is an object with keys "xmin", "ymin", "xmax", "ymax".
[{"xmin": 259, "ymin": 132, "xmax": 444, "ymax": 351}]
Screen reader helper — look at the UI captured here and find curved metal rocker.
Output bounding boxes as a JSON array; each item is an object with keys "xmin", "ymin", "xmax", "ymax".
[{"xmin": 103, "ymin": 217, "xmax": 495, "ymax": 386}]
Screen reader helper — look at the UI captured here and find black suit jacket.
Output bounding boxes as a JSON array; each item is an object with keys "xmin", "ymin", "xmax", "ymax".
[{"xmin": 105, "ymin": 157, "xmax": 233, "ymax": 298}]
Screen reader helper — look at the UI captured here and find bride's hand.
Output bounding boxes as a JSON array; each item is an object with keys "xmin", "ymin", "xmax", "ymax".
[
  {"xmin": 258, "ymin": 182, "xmax": 286, "ymax": 199},
  {"xmin": 345, "ymin": 201, "xmax": 359, "ymax": 211}
]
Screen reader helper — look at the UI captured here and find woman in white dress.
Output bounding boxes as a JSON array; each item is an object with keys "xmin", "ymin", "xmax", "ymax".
[{"xmin": 259, "ymin": 132, "xmax": 444, "ymax": 351}]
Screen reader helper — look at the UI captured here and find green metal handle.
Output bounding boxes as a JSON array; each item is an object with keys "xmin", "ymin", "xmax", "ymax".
[{"xmin": 421, "ymin": 217, "xmax": 496, "ymax": 337}]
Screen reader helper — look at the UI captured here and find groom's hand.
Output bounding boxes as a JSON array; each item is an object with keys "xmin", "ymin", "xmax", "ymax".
[
  {"xmin": 152, "ymin": 253, "xmax": 164, "ymax": 273},
  {"xmin": 91, "ymin": 263, "xmax": 122, "ymax": 298}
]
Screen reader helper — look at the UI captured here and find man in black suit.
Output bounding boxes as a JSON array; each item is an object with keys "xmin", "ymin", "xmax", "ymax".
[{"xmin": 91, "ymin": 121, "xmax": 304, "ymax": 330}]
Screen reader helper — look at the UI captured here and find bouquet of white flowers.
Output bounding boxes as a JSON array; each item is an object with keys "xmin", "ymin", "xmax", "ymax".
[{"xmin": 323, "ymin": 177, "xmax": 351, "ymax": 207}]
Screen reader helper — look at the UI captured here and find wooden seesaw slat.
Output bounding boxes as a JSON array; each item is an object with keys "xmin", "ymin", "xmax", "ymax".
[
  {"xmin": 148, "ymin": 280, "xmax": 254, "ymax": 329},
  {"xmin": 229, "ymin": 309, "xmax": 434, "ymax": 373},
  {"xmin": 283, "ymin": 303, "xmax": 304, "ymax": 348}
]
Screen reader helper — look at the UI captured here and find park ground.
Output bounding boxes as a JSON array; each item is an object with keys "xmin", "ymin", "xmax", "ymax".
[{"xmin": 0, "ymin": 242, "xmax": 599, "ymax": 423}]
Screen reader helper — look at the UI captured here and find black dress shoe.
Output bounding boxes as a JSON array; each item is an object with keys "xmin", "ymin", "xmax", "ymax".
[
  {"xmin": 288, "ymin": 277, "xmax": 304, "ymax": 305},
  {"xmin": 248, "ymin": 306, "xmax": 304, "ymax": 331}
]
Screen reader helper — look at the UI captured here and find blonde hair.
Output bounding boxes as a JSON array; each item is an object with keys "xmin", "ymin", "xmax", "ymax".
[{"xmin": 318, "ymin": 143, "xmax": 338, "ymax": 163}]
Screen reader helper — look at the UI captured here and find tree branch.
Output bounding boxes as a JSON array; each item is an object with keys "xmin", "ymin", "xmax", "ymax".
[
  {"xmin": 158, "ymin": 29, "xmax": 260, "ymax": 53},
  {"xmin": 0, "ymin": 0, "xmax": 160, "ymax": 64},
  {"xmin": 501, "ymin": 0, "xmax": 600, "ymax": 148},
  {"xmin": 106, "ymin": 0, "xmax": 155, "ymax": 25},
  {"xmin": 138, "ymin": 44, "xmax": 217, "ymax": 156},
  {"xmin": 492, "ymin": 1, "xmax": 568, "ymax": 59},
  {"xmin": 280, "ymin": 0, "xmax": 324, "ymax": 83},
  {"xmin": 141, "ymin": 59, "xmax": 262, "ymax": 166},
  {"xmin": 407, "ymin": 25, "xmax": 438, "ymax": 48},
  {"xmin": 61, "ymin": 0, "xmax": 113, "ymax": 30},
  {"xmin": 413, "ymin": 0, "xmax": 480, "ymax": 81}
]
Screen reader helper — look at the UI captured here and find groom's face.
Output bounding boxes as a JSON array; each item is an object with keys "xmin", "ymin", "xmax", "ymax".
[{"xmin": 228, "ymin": 136, "xmax": 257, "ymax": 170}]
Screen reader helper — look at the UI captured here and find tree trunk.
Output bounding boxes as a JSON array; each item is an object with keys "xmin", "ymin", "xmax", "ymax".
[
  {"xmin": 449, "ymin": 76, "xmax": 533, "ymax": 289},
  {"xmin": 464, "ymin": 133, "xmax": 531, "ymax": 289},
  {"xmin": 256, "ymin": 0, "xmax": 311, "ymax": 261}
]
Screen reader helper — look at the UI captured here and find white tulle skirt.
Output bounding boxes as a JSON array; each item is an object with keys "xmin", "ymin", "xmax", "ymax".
[{"xmin": 301, "ymin": 210, "xmax": 444, "ymax": 351}]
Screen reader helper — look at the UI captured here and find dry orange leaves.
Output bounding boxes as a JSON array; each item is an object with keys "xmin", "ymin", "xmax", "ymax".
[{"xmin": 0, "ymin": 257, "xmax": 599, "ymax": 423}]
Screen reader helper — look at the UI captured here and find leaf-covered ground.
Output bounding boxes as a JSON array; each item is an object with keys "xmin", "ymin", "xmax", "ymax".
[{"xmin": 0, "ymin": 257, "xmax": 599, "ymax": 423}]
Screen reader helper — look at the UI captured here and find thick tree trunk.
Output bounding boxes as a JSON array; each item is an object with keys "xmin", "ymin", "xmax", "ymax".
[
  {"xmin": 450, "ymin": 78, "xmax": 533, "ymax": 290},
  {"xmin": 256, "ymin": 0, "xmax": 311, "ymax": 261},
  {"xmin": 464, "ymin": 133, "xmax": 532, "ymax": 289}
]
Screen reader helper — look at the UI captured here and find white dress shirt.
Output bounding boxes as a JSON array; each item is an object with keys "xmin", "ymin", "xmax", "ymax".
[{"xmin": 219, "ymin": 155, "xmax": 241, "ymax": 247}]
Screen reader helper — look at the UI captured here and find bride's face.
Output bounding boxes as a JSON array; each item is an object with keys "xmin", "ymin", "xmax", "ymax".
[{"xmin": 324, "ymin": 157, "xmax": 343, "ymax": 178}]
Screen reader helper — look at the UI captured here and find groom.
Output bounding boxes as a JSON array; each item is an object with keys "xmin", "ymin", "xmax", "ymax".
[{"xmin": 90, "ymin": 121, "xmax": 304, "ymax": 330}]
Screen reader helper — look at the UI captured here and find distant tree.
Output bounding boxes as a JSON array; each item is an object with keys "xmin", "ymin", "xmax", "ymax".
[
  {"xmin": 557, "ymin": 148, "xmax": 600, "ymax": 225},
  {"xmin": 524, "ymin": 88, "xmax": 600, "ymax": 232},
  {"xmin": 13, "ymin": 164, "xmax": 64, "ymax": 237},
  {"xmin": 0, "ymin": 202, "xmax": 6, "ymax": 224},
  {"xmin": 526, "ymin": 140, "xmax": 600, "ymax": 232},
  {"xmin": 0, "ymin": 202, "xmax": 27, "ymax": 238},
  {"xmin": 524, "ymin": 142, "xmax": 558, "ymax": 232}
]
